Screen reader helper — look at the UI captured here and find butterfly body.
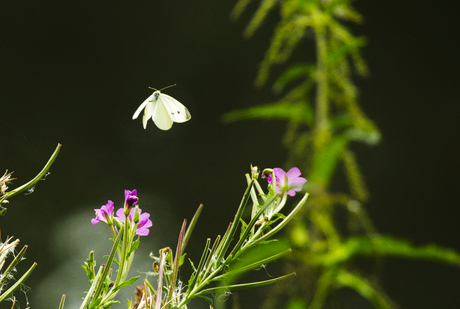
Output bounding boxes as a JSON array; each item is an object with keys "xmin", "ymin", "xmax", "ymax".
[{"xmin": 133, "ymin": 88, "xmax": 191, "ymax": 130}]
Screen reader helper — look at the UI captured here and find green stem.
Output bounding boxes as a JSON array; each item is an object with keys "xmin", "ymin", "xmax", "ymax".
[
  {"xmin": 4, "ymin": 143, "xmax": 61, "ymax": 200},
  {"xmin": 256, "ymin": 193, "xmax": 309, "ymax": 243},
  {"xmin": 79, "ymin": 266, "xmax": 103, "ymax": 309},
  {"xmin": 115, "ymin": 212, "xmax": 130, "ymax": 287},
  {"xmin": 165, "ymin": 220, "xmax": 187, "ymax": 309},
  {"xmin": 187, "ymin": 238, "xmax": 211, "ymax": 292},
  {"xmin": 217, "ymin": 179, "xmax": 254, "ymax": 261},
  {"xmin": 227, "ymin": 193, "xmax": 280, "ymax": 260},
  {"xmin": 314, "ymin": 26, "xmax": 330, "ymax": 154},
  {"xmin": 92, "ymin": 226, "xmax": 123, "ymax": 306},
  {"xmin": 316, "ymin": 30, "xmax": 328, "ymax": 129}
]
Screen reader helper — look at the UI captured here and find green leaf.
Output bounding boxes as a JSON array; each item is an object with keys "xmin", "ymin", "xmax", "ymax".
[
  {"xmin": 78, "ymin": 266, "xmax": 103, "ymax": 309},
  {"xmin": 89, "ymin": 296, "xmax": 102, "ymax": 309},
  {"xmin": 273, "ymin": 63, "xmax": 315, "ymax": 92},
  {"xmin": 345, "ymin": 127, "xmax": 381, "ymax": 145},
  {"xmin": 58, "ymin": 294, "xmax": 66, "ymax": 309},
  {"xmin": 82, "ymin": 251, "xmax": 96, "ymax": 281},
  {"xmin": 314, "ymin": 235, "xmax": 460, "ymax": 267},
  {"xmin": 128, "ymin": 238, "xmax": 140, "ymax": 258},
  {"xmin": 287, "ymin": 298, "xmax": 308, "ymax": 309},
  {"xmin": 196, "ymin": 272, "xmax": 296, "ymax": 296},
  {"xmin": 327, "ymin": 37, "xmax": 367, "ymax": 67},
  {"xmin": 198, "ymin": 295, "xmax": 214, "ymax": 307},
  {"xmin": 0, "ymin": 262, "xmax": 37, "ymax": 302},
  {"xmin": 335, "ymin": 270, "xmax": 394, "ymax": 309},
  {"xmin": 215, "ymin": 246, "xmax": 292, "ymax": 284},
  {"xmin": 145, "ymin": 271, "xmax": 159, "ymax": 277},
  {"xmin": 179, "ymin": 253, "xmax": 187, "ymax": 268},
  {"xmin": 188, "ymin": 258, "xmax": 197, "ymax": 272},
  {"xmin": 231, "ymin": 0, "xmax": 252, "ymax": 20},
  {"xmin": 112, "ymin": 276, "xmax": 140, "ymax": 293},
  {"xmin": 182, "ymin": 204, "xmax": 204, "ymax": 252},
  {"xmin": 309, "ymin": 135, "xmax": 349, "ymax": 186},
  {"xmin": 222, "ymin": 101, "xmax": 314, "ymax": 125},
  {"xmin": 239, "ymin": 218, "xmax": 248, "ymax": 240},
  {"xmin": 242, "ymin": 0, "xmax": 278, "ymax": 38},
  {"xmin": 266, "ymin": 212, "xmax": 286, "ymax": 227}
]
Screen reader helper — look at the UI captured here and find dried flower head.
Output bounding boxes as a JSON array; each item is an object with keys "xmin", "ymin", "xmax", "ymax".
[{"xmin": 1, "ymin": 170, "xmax": 15, "ymax": 195}]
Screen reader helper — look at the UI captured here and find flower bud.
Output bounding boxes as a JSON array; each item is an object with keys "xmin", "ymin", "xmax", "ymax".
[
  {"xmin": 124, "ymin": 189, "xmax": 139, "ymax": 210},
  {"xmin": 133, "ymin": 206, "xmax": 140, "ymax": 224},
  {"xmin": 251, "ymin": 165, "xmax": 259, "ymax": 180}
]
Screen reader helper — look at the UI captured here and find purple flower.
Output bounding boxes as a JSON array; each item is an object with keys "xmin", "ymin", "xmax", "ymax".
[
  {"xmin": 264, "ymin": 172, "xmax": 274, "ymax": 184},
  {"xmin": 91, "ymin": 200, "xmax": 114, "ymax": 225},
  {"xmin": 268, "ymin": 167, "xmax": 307, "ymax": 197},
  {"xmin": 124, "ymin": 189, "xmax": 139, "ymax": 209},
  {"xmin": 116, "ymin": 207, "xmax": 152, "ymax": 236}
]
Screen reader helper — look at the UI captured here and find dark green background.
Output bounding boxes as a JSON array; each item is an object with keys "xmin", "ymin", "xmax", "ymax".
[{"xmin": 1, "ymin": 1, "xmax": 459, "ymax": 308}]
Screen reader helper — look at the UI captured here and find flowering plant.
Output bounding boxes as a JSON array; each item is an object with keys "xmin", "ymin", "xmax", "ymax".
[
  {"xmin": 122, "ymin": 165, "xmax": 308, "ymax": 309},
  {"xmin": 75, "ymin": 189, "xmax": 152, "ymax": 309},
  {"xmin": 1, "ymin": 142, "xmax": 308, "ymax": 309}
]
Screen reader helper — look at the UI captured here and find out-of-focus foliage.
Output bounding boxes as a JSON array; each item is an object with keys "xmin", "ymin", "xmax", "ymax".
[{"xmin": 225, "ymin": 0, "xmax": 460, "ymax": 308}]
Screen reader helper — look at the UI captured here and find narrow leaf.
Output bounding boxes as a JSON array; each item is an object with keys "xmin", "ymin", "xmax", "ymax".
[
  {"xmin": 0, "ymin": 262, "xmax": 37, "ymax": 302},
  {"xmin": 182, "ymin": 204, "xmax": 204, "ymax": 252},
  {"xmin": 335, "ymin": 270, "xmax": 394, "ymax": 309},
  {"xmin": 196, "ymin": 272, "xmax": 296, "ymax": 296},
  {"xmin": 112, "ymin": 276, "xmax": 140, "ymax": 293},
  {"xmin": 222, "ymin": 101, "xmax": 314, "ymax": 125},
  {"xmin": 58, "ymin": 294, "xmax": 66, "ymax": 309}
]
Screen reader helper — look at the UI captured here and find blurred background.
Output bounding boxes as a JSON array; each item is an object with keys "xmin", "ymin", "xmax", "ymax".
[{"xmin": 1, "ymin": 1, "xmax": 459, "ymax": 308}]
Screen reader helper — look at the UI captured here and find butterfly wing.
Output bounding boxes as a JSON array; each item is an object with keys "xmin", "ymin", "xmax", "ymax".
[
  {"xmin": 159, "ymin": 93, "xmax": 191, "ymax": 123},
  {"xmin": 142, "ymin": 98, "xmax": 156, "ymax": 129},
  {"xmin": 152, "ymin": 96, "xmax": 174, "ymax": 130},
  {"xmin": 133, "ymin": 94, "xmax": 155, "ymax": 120}
]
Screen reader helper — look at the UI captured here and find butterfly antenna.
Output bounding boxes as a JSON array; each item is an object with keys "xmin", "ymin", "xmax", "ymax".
[
  {"xmin": 148, "ymin": 84, "xmax": 177, "ymax": 91},
  {"xmin": 161, "ymin": 84, "xmax": 177, "ymax": 91}
]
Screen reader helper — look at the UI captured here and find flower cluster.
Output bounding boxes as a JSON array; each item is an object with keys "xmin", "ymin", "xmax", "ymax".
[{"xmin": 91, "ymin": 189, "xmax": 152, "ymax": 236}]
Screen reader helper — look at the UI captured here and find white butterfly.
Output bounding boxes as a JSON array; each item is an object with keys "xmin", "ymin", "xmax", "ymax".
[{"xmin": 132, "ymin": 86, "xmax": 191, "ymax": 130}]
